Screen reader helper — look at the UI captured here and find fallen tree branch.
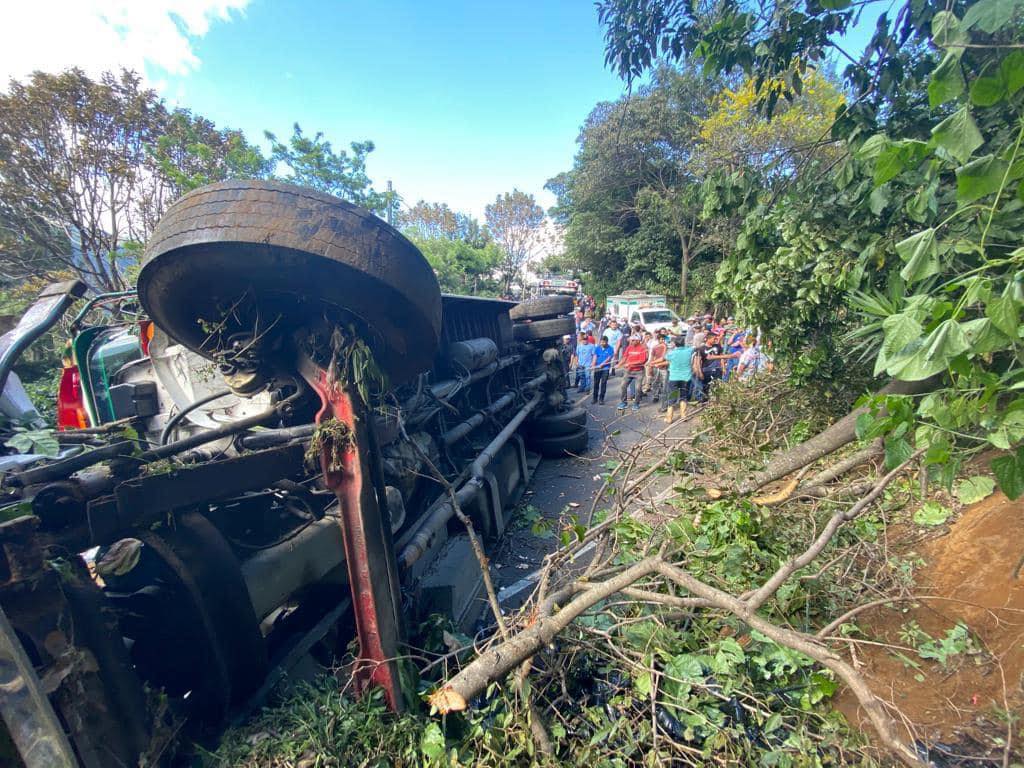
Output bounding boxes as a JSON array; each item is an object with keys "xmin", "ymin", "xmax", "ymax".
[
  {"xmin": 799, "ymin": 439, "xmax": 883, "ymax": 493},
  {"xmin": 744, "ymin": 453, "xmax": 920, "ymax": 611},
  {"xmin": 652, "ymin": 561, "xmax": 923, "ymax": 768},
  {"xmin": 428, "ymin": 556, "xmax": 664, "ymax": 713},
  {"xmin": 737, "ymin": 378, "xmax": 937, "ymax": 496}
]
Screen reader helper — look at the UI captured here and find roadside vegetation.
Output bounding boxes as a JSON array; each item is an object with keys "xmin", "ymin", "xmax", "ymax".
[{"xmin": 212, "ymin": 371, "xmax": 1019, "ymax": 767}]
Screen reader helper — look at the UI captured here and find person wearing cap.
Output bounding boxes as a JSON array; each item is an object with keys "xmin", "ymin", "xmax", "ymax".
[{"xmin": 616, "ymin": 334, "xmax": 649, "ymax": 412}]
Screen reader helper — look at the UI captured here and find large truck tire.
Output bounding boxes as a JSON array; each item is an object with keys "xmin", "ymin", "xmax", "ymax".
[
  {"xmin": 512, "ymin": 316, "xmax": 576, "ymax": 342},
  {"xmin": 509, "ymin": 295, "xmax": 573, "ymax": 322},
  {"xmin": 138, "ymin": 180, "xmax": 442, "ymax": 385},
  {"xmin": 527, "ymin": 406, "xmax": 588, "ymax": 437},
  {"xmin": 527, "ymin": 427, "xmax": 589, "ymax": 457}
]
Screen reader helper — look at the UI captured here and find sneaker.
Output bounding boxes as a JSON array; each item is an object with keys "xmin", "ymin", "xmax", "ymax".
[
  {"xmin": 599, "ymin": 399, "xmax": 606, "ymax": 405},
  {"xmin": 631, "ymin": 404, "xmax": 640, "ymax": 412},
  {"xmin": 616, "ymin": 402, "xmax": 627, "ymax": 411}
]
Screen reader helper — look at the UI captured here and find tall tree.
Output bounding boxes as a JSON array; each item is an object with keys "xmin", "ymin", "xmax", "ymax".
[
  {"xmin": 0, "ymin": 68, "xmax": 269, "ymax": 291},
  {"xmin": 0, "ymin": 69, "xmax": 161, "ymax": 290},
  {"xmin": 484, "ymin": 190, "xmax": 545, "ymax": 295},
  {"xmin": 597, "ymin": 0, "xmax": 1024, "ymax": 498},
  {"xmin": 399, "ymin": 201, "xmax": 490, "ymax": 248},
  {"xmin": 265, "ymin": 123, "xmax": 386, "ymax": 214}
]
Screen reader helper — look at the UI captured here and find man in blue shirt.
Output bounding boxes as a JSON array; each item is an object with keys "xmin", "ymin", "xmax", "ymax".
[
  {"xmin": 572, "ymin": 332, "xmax": 596, "ymax": 393},
  {"xmin": 591, "ymin": 336, "xmax": 614, "ymax": 404},
  {"xmin": 602, "ymin": 321, "xmax": 623, "ymax": 376}
]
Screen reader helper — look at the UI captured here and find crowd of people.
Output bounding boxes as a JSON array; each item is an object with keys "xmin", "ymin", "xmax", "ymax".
[{"xmin": 559, "ymin": 302, "xmax": 772, "ymax": 423}]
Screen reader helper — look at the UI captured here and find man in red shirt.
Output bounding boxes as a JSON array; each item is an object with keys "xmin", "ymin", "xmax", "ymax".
[{"xmin": 616, "ymin": 335, "xmax": 649, "ymax": 412}]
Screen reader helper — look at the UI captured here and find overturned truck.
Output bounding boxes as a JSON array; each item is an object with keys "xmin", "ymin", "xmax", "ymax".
[{"xmin": 0, "ymin": 181, "xmax": 589, "ymax": 767}]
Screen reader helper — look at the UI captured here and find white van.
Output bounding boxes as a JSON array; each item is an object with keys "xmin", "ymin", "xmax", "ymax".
[{"xmin": 629, "ymin": 306, "xmax": 681, "ymax": 334}]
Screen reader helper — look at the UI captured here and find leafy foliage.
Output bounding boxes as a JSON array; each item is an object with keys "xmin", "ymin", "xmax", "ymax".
[
  {"xmin": 484, "ymin": 189, "xmax": 545, "ymax": 295},
  {"xmin": 265, "ymin": 123, "xmax": 390, "ymax": 214},
  {"xmin": 598, "ymin": 0, "xmax": 1024, "ymax": 496}
]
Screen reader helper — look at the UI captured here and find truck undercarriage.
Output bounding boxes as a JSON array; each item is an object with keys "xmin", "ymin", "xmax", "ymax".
[{"xmin": 0, "ymin": 180, "xmax": 584, "ymax": 767}]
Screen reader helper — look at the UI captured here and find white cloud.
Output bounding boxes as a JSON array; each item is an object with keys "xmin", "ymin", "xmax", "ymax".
[{"xmin": 0, "ymin": 1, "xmax": 249, "ymax": 86}]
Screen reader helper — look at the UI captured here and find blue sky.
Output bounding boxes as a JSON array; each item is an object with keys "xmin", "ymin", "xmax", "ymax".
[
  {"xmin": 157, "ymin": 1, "xmax": 627, "ymax": 219},
  {"xmin": 6, "ymin": 1, "xmax": 889, "ymax": 222}
]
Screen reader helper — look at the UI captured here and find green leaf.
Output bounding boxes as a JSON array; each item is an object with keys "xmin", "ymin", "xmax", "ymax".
[
  {"xmin": 955, "ymin": 475, "xmax": 996, "ymax": 504},
  {"xmin": 869, "ymin": 184, "xmax": 890, "ymax": 215},
  {"xmin": 896, "ymin": 228, "xmax": 940, "ymax": 283},
  {"xmin": 961, "ymin": 317, "xmax": 1012, "ymax": 354},
  {"xmin": 961, "ymin": 0, "xmax": 1024, "ymax": 33},
  {"xmin": 970, "ymin": 74, "xmax": 1006, "ymax": 107},
  {"xmin": 914, "ymin": 500, "xmax": 952, "ymax": 526},
  {"xmin": 987, "ymin": 294, "xmax": 1020, "ymax": 336},
  {"xmin": 420, "ymin": 722, "xmax": 446, "ymax": 760},
  {"xmin": 930, "ymin": 107, "xmax": 983, "ymax": 164},
  {"xmin": 957, "ymin": 155, "xmax": 1008, "ymax": 203},
  {"xmin": 885, "ymin": 436, "xmax": 914, "ymax": 469},
  {"xmin": 929, "ymin": 52, "xmax": 965, "ymax": 107},
  {"xmin": 992, "ymin": 448, "xmax": 1024, "ymax": 499},
  {"xmin": 923, "ymin": 319, "xmax": 970, "ymax": 364},
  {"xmin": 856, "ymin": 134, "xmax": 888, "ymax": 161},
  {"xmin": 931, "ymin": 11, "xmax": 969, "ymax": 50},
  {"xmin": 634, "ymin": 671, "xmax": 653, "ymax": 696},
  {"xmin": 874, "ymin": 140, "xmax": 928, "ymax": 186},
  {"xmin": 875, "ymin": 311, "xmax": 924, "ymax": 376},
  {"xmin": 1002, "ymin": 51, "xmax": 1024, "ymax": 95}
]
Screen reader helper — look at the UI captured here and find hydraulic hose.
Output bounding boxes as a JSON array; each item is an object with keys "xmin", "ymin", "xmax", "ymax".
[{"xmin": 159, "ymin": 389, "xmax": 233, "ymax": 445}]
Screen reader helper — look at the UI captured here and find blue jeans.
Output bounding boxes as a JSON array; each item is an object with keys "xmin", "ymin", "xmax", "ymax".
[
  {"xmin": 576, "ymin": 367, "xmax": 591, "ymax": 391},
  {"xmin": 691, "ymin": 377, "xmax": 705, "ymax": 402}
]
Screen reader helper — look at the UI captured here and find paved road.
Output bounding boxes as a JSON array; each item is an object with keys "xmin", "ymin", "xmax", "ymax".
[{"xmin": 491, "ymin": 383, "xmax": 677, "ymax": 607}]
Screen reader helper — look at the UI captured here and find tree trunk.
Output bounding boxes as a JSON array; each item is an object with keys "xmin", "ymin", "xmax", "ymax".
[
  {"xmin": 680, "ymin": 240, "xmax": 689, "ymax": 302},
  {"xmin": 736, "ymin": 377, "xmax": 939, "ymax": 496}
]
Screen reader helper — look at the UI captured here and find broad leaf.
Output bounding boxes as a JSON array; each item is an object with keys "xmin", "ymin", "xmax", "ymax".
[
  {"xmin": 923, "ymin": 319, "xmax": 970, "ymax": 364},
  {"xmin": 869, "ymin": 184, "xmax": 890, "ymax": 215},
  {"xmin": 875, "ymin": 311, "xmax": 924, "ymax": 376},
  {"xmin": 961, "ymin": 0, "xmax": 1024, "ymax": 33},
  {"xmin": 874, "ymin": 140, "xmax": 928, "ymax": 186},
  {"xmin": 955, "ymin": 475, "xmax": 996, "ymax": 504},
  {"xmin": 992, "ymin": 448, "xmax": 1024, "ymax": 499},
  {"xmin": 929, "ymin": 52, "xmax": 965, "ymax": 107},
  {"xmin": 896, "ymin": 228, "xmax": 940, "ymax": 283},
  {"xmin": 970, "ymin": 74, "xmax": 1006, "ymax": 107},
  {"xmin": 913, "ymin": 501, "xmax": 951, "ymax": 526},
  {"xmin": 961, "ymin": 317, "xmax": 1012, "ymax": 354},
  {"xmin": 1002, "ymin": 51, "xmax": 1024, "ymax": 95},
  {"xmin": 957, "ymin": 155, "xmax": 1008, "ymax": 203},
  {"xmin": 931, "ymin": 107, "xmax": 983, "ymax": 164},
  {"xmin": 885, "ymin": 435, "xmax": 914, "ymax": 469},
  {"xmin": 986, "ymin": 294, "xmax": 1020, "ymax": 336},
  {"xmin": 931, "ymin": 11, "xmax": 969, "ymax": 51}
]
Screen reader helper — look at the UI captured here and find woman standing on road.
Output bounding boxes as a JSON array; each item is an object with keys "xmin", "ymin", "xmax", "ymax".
[{"xmin": 661, "ymin": 336, "xmax": 695, "ymax": 423}]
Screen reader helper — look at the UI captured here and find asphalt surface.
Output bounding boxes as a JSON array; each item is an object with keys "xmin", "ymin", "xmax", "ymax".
[{"xmin": 492, "ymin": 379, "xmax": 677, "ymax": 607}]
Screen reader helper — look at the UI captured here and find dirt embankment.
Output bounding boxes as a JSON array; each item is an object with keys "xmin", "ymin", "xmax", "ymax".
[{"xmin": 837, "ymin": 490, "xmax": 1024, "ymax": 758}]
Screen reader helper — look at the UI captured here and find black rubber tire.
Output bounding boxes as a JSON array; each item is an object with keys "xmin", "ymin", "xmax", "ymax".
[
  {"xmin": 509, "ymin": 295, "xmax": 574, "ymax": 322},
  {"xmin": 138, "ymin": 180, "xmax": 442, "ymax": 385},
  {"xmin": 512, "ymin": 316, "xmax": 576, "ymax": 342},
  {"xmin": 527, "ymin": 426, "xmax": 589, "ymax": 457},
  {"xmin": 527, "ymin": 405, "xmax": 588, "ymax": 437}
]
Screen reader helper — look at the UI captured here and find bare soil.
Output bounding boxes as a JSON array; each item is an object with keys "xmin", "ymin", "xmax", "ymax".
[{"xmin": 836, "ymin": 490, "xmax": 1024, "ymax": 761}]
